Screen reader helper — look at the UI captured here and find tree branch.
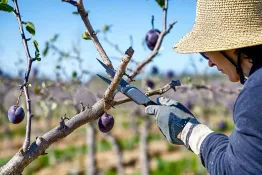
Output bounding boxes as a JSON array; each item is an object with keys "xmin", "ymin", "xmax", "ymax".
[
  {"xmin": 0, "ymin": 99, "xmax": 105, "ymax": 174},
  {"xmin": 76, "ymin": 0, "xmax": 114, "ymax": 70},
  {"xmin": 179, "ymin": 84, "xmax": 241, "ymax": 94},
  {"xmin": 102, "ymin": 36, "xmax": 140, "ymax": 65},
  {"xmin": 13, "ymin": 0, "xmax": 35, "ymax": 152},
  {"xmin": 0, "ymin": 46, "xmax": 134, "ymax": 174},
  {"xmin": 0, "ymin": 1, "xmax": 176, "ymax": 174},
  {"xmin": 103, "ymin": 47, "xmax": 134, "ymax": 110},
  {"xmin": 128, "ymin": 0, "xmax": 177, "ymax": 81},
  {"xmin": 113, "ymin": 80, "xmax": 181, "ymax": 105}
]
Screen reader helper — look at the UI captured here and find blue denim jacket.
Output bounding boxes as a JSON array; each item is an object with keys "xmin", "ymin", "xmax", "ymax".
[{"xmin": 200, "ymin": 67, "xmax": 262, "ymax": 175}]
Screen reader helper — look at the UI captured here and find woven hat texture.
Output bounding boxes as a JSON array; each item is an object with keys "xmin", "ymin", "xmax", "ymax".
[{"xmin": 174, "ymin": 0, "xmax": 262, "ymax": 53}]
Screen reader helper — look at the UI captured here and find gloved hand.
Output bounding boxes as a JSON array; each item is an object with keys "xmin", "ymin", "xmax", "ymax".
[
  {"xmin": 145, "ymin": 97, "xmax": 213, "ymax": 154},
  {"xmin": 145, "ymin": 96, "xmax": 199, "ymax": 145}
]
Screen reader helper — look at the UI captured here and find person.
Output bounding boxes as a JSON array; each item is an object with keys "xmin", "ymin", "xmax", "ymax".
[{"xmin": 145, "ymin": 0, "xmax": 262, "ymax": 174}]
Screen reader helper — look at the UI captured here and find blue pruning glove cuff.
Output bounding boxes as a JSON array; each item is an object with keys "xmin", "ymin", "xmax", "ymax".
[{"xmin": 169, "ymin": 116, "xmax": 190, "ymax": 144}]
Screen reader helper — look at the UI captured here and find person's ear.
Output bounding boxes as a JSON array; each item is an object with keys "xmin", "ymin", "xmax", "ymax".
[
  {"xmin": 226, "ymin": 49, "xmax": 238, "ymax": 63},
  {"xmin": 234, "ymin": 48, "xmax": 249, "ymax": 60}
]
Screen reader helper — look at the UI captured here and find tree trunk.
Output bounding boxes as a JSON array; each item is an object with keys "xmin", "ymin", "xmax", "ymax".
[
  {"xmin": 86, "ymin": 121, "xmax": 97, "ymax": 175},
  {"xmin": 139, "ymin": 116, "xmax": 151, "ymax": 175},
  {"xmin": 106, "ymin": 132, "xmax": 124, "ymax": 175}
]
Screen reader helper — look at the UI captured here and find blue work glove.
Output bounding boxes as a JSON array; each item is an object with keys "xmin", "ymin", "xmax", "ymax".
[{"xmin": 145, "ymin": 97, "xmax": 200, "ymax": 145}]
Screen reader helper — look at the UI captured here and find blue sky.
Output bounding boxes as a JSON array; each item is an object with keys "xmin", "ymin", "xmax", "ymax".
[{"xmin": 0, "ymin": 0, "xmax": 214, "ymax": 80}]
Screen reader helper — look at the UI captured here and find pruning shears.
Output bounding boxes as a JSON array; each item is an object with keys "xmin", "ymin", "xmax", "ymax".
[{"xmin": 96, "ymin": 58, "xmax": 181, "ymax": 107}]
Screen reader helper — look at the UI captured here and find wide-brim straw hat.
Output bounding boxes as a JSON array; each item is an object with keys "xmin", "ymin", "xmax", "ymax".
[{"xmin": 174, "ymin": 0, "xmax": 262, "ymax": 54}]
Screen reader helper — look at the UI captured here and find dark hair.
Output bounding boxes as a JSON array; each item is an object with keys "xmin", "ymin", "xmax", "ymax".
[
  {"xmin": 238, "ymin": 45, "xmax": 262, "ymax": 63},
  {"xmin": 237, "ymin": 44, "xmax": 262, "ymax": 76}
]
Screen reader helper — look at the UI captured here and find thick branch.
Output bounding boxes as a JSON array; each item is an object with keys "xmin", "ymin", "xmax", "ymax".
[
  {"xmin": 0, "ymin": 46, "xmax": 134, "ymax": 174},
  {"xmin": 103, "ymin": 47, "xmax": 134, "ymax": 110},
  {"xmin": 0, "ymin": 99, "xmax": 105, "ymax": 175}
]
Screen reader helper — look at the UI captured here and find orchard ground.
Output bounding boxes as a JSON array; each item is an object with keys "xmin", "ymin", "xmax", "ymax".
[{"xmin": 0, "ymin": 73, "xmax": 239, "ymax": 175}]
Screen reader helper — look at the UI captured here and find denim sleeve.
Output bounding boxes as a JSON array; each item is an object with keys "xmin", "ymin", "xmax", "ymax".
[{"xmin": 199, "ymin": 85, "xmax": 262, "ymax": 175}]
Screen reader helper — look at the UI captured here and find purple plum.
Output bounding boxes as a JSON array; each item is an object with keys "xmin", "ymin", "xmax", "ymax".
[
  {"xmin": 145, "ymin": 29, "xmax": 160, "ymax": 50},
  {"xmin": 146, "ymin": 79, "xmax": 155, "ymax": 89},
  {"xmin": 218, "ymin": 120, "xmax": 227, "ymax": 131},
  {"xmin": 8, "ymin": 105, "xmax": 25, "ymax": 124},
  {"xmin": 151, "ymin": 66, "xmax": 159, "ymax": 75},
  {"xmin": 98, "ymin": 113, "xmax": 115, "ymax": 133},
  {"xmin": 167, "ymin": 70, "xmax": 175, "ymax": 79}
]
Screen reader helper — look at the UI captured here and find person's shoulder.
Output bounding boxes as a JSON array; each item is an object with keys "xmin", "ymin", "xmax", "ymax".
[
  {"xmin": 234, "ymin": 67, "xmax": 262, "ymax": 112},
  {"xmin": 243, "ymin": 67, "xmax": 262, "ymax": 90}
]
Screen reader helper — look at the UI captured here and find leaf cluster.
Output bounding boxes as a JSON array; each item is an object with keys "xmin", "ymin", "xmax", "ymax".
[{"xmin": 0, "ymin": 0, "xmax": 14, "ymax": 12}]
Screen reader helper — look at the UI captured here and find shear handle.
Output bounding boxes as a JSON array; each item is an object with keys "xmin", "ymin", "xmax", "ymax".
[{"xmin": 144, "ymin": 100, "xmax": 158, "ymax": 107}]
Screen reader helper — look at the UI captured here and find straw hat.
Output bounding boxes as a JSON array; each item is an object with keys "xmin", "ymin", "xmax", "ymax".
[{"xmin": 174, "ymin": 0, "xmax": 262, "ymax": 54}]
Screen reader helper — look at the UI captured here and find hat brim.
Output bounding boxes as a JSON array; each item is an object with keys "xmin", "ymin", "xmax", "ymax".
[{"xmin": 173, "ymin": 28, "xmax": 262, "ymax": 54}]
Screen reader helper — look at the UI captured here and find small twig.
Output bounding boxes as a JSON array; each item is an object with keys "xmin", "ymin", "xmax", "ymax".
[
  {"xmin": 80, "ymin": 101, "xmax": 86, "ymax": 112},
  {"xmin": 76, "ymin": 0, "xmax": 114, "ymax": 70},
  {"xmin": 102, "ymin": 37, "xmax": 140, "ymax": 65},
  {"xmin": 103, "ymin": 36, "xmax": 125, "ymax": 55},
  {"xmin": 59, "ymin": 114, "xmax": 71, "ymax": 130},
  {"xmin": 16, "ymin": 90, "xmax": 23, "ymax": 106},
  {"xmin": 179, "ymin": 84, "xmax": 241, "ymax": 94},
  {"xmin": 128, "ymin": 0, "xmax": 177, "ymax": 81},
  {"xmin": 49, "ymin": 42, "xmax": 91, "ymax": 81},
  {"xmin": 129, "ymin": 35, "xmax": 133, "ymax": 48},
  {"xmin": 113, "ymin": 80, "xmax": 181, "ymax": 106},
  {"xmin": 13, "ymin": 0, "xmax": 36, "ymax": 152},
  {"xmin": 62, "ymin": 0, "xmax": 77, "ymax": 6}
]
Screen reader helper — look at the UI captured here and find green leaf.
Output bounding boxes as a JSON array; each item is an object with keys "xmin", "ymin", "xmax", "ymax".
[
  {"xmin": 82, "ymin": 32, "xmax": 91, "ymax": 40},
  {"xmin": 1, "ymin": 0, "xmax": 8, "ymax": 4},
  {"xmin": 0, "ymin": 3, "xmax": 14, "ymax": 12},
  {"xmin": 156, "ymin": 0, "xmax": 165, "ymax": 8},
  {"xmin": 63, "ymin": 53, "xmax": 70, "ymax": 58},
  {"xmin": 26, "ymin": 82, "xmax": 32, "ymax": 87},
  {"xmin": 25, "ymin": 22, "xmax": 35, "ymax": 36},
  {"xmin": 33, "ymin": 40, "xmax": 39, "ymax": 52},
  {"xmin": 72, "ymin": 11, "xmax": 79, "ymax": 15},
  {"xmin": 35, "ymin": 53, "xmax": 40, "ymax": 58},
  {"xmin": 34, "ymin": 86, "xmax": 41, "ymax": 95},
  {"xmin": 43, "ymin": 42, "xmax": 49, "ymax": 56},
  {"xmin": 56, "ymin": 65, "xmax": 61, "ymax": 69},
  {"xmin": 35, "ymin": 49, "xmax": 41, "ymax": 61},
  {"xmin": 72, "ymin": 71, "xmax": 77, "ymax": 78},
  {"xmin": 103, "ymin": 24, "xmax": 112, "ymax": 32},
  {"xmin": 186, "ymin": 77, "xmax": 192, "ymax": 83},
  {"xmin": 50, "ymin": 34, "xmax": 59, "ymax": 42}
]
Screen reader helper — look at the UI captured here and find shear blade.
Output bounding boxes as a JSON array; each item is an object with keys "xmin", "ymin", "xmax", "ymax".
[
  {"xmin": 96, "ymin": 74, "xmax": 112, "ymax": 85},
  {"xmin": 96, "ymin": 58, "xmax": 115, "ymax": 76},
  {"xmin": 96, "ymin": 58, "xmax": 129, "ymax": 87},
  {"xmin": 96, "ymin": 74, "xmax": 123, "ymax": 91}
]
